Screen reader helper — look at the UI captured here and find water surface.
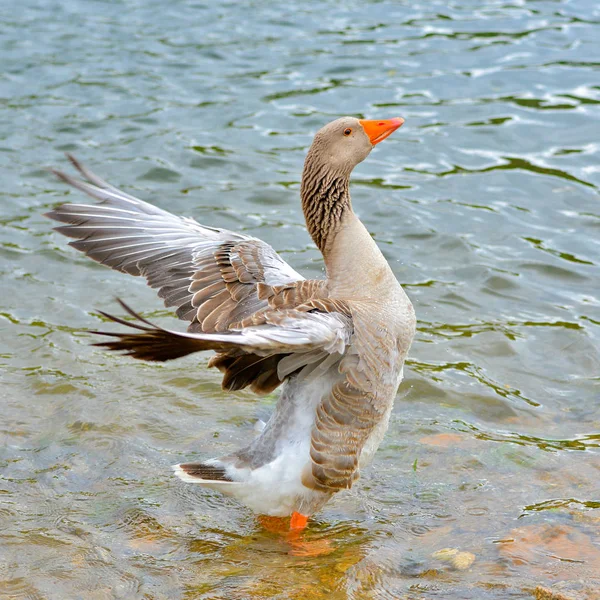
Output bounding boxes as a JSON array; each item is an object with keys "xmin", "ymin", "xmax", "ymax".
[{"xmin": 1, "ymin": 0, "xmax": 599, "ymax": 598}]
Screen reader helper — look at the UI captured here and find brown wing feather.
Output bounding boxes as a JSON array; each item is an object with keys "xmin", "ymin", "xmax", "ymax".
[
  {"xmin": 90, "ymin": 295, "xmax": 352, "ymax": 396},
  {"xmin": 303, "ymin": 378, "xmax": 382, "ymax": 492},
  {"xmin": 45, "ymin": 156, "xmax": 306, "ymax": 335},
  {"xmin": 302, "ymin": 302, "xmax": 403, "ymax": 492},
  {"xmin": 208, "ymin": 352, "xmax": 289, "ymax": 395},
  {"xmin": 47, "ymin": 157, "xmax": 351, "ymax": 395},
  {"xmin": 206, "ymin": 281, "xmax": 336, "ymax": 393},
  {"xmin": 178, "ymin": 463, "xmax": 232, "ymax": 482}
]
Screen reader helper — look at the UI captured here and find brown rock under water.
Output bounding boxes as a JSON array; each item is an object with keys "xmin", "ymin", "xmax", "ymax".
[{"xmin": 499, "ymin": 523, "xmax": 600, "ymax": 581}]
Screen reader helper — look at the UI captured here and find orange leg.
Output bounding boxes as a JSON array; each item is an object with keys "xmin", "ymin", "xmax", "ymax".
[{"xmin": 290, "ymin": 511, "xmax": 309, "ymax": 531}]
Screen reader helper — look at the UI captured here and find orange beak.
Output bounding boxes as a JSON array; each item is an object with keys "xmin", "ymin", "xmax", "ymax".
[{"xmin": 358, "ymin": 117, "xmax": 404, "ymax": 145}]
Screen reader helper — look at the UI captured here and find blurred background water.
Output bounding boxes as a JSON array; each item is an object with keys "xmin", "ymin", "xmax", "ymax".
[{"xmin": 1, "ymin": 0, "xmax": 599, "ymax": 598}]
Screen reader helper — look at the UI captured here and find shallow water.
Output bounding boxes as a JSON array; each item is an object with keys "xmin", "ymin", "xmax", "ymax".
[{"xmin": 1, "ymin": 0, "xmax": 599, "ymax": 598}]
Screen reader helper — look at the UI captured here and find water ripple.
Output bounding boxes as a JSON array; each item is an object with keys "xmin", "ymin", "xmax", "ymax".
[{"xmin": 2, "ymin": 0, "xmax": 599, "ymax": 597}]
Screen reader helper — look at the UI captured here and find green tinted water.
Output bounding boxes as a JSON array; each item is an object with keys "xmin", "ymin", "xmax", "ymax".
[{"xmin": 1, "ymin": 0, "xmax": 599, "ymax": 598}]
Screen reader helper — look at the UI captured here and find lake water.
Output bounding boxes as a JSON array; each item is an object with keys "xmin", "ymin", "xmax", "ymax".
[{"xmin": 1, "ymin": 0, "xmax": 599, "ymax": 598}]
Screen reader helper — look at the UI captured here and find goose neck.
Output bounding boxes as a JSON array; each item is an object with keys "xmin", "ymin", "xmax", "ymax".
[{"xmin": 300, "ymin": 164, "xmax": 351, "ymax": 256}]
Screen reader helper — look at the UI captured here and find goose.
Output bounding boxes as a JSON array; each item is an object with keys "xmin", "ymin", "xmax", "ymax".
[{"xmin": 45, "ymin": 116, "xmax": 416, "ymax": 532}]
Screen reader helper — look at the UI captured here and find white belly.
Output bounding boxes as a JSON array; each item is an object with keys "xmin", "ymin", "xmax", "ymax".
[
  {"xmin": 218, "ymin": 371, "xmax": 338, "ymax": 516},
  {"xmin": 207, "ymin": 366, "xmax": 404, "ymax": 516}
]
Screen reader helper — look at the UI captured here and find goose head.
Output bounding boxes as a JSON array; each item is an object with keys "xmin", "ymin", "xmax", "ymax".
[{"xmin": 306, "ymin": 116, "xmax": 404, "ymax": 177}]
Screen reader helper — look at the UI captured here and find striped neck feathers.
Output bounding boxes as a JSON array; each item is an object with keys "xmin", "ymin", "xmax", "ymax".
[{"xmin": 300, "ymin": 156, "xmax": 352, "ymax": 255}]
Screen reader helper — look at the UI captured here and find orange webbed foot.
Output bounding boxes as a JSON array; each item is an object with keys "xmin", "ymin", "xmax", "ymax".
[
  {"xmin": 257, "ymin": 512, "xmax": 309, "ymax": 533},
  {"xmin": 287, "ymin": 537, "xmax": 334, "ymax": 557},
  {"xmin": 286, "ymin": 512, "xmax": 334, "ymax": 556},
  {"xmin": 257, "ymin": 515, "xmax": 290, "ymax": 534},
  {"xmin": 257, "ymin": 512, "xmax": 334, "ymax": 556}
]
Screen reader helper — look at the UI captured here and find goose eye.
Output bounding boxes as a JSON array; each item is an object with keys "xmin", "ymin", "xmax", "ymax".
[{"xmin": 343, "ymin": 128, "xmax": 352, "ymax": 136}]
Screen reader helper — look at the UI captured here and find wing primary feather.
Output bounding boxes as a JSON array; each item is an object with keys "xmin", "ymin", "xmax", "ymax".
[
  {"xmin": 94, "ymin": 309, "xmax": 153, "ymax": 332},
  {"xmin": 66, "ymin": 153, "xmax": 124, "ymax": 195},
  {"xmin": 114, "ymin": 298, "xmax": 164, "ymax": 329}
]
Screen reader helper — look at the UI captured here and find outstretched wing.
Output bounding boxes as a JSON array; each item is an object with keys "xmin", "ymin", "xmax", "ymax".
[
  {"xmin": 46, "ymin": 155, "xmax": 342, "ymax": 394},
  {"xmin": 91, "ymin": 298, "xmax": 352, "ymax": 375},
  {"xmin": 45, "ymin": 154, "xmax": 305, "ymax": 333}
]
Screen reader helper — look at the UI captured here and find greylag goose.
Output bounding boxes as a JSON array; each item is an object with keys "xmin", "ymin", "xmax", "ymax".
[{"xmin": 46, "ymin": 117, "xmax": 416, "ymax": 531}]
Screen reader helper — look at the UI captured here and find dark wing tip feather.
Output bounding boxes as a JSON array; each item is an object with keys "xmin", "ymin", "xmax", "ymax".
[
  {"xmin": 65, "ymin": 153, "xmax": 110, "ymax": 189},
  {"xmin": 89, "ymin": 327, "xmax": 205, "ymax": 362},
  {"xmin": 42, "ymin": 210, "xmax": 58, "ymax": 221},
  {"xmin": 113, "ymin": 298, "xmax": 162, "ymax": 329},
  {"xmin": 89, "ymin": 333, "xmax": 180, "ymax": 361},
  {"xmin": 179, "ymin": 463, "xmax": 233, "ymax": 482},
  {"xmin": 49, "ymin": 168, "xmax": 73, "ymax": 186},
  {"xmin": 93, "ymin": 308, "xmax": 153, "ymax": 332},
  {"xmin": 65, "ymin": 152, "xmax": 81, "ymax": 171},
  {"xmin": 87, "ymin": 298, "xmax": 217, "ymax": 362}
]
